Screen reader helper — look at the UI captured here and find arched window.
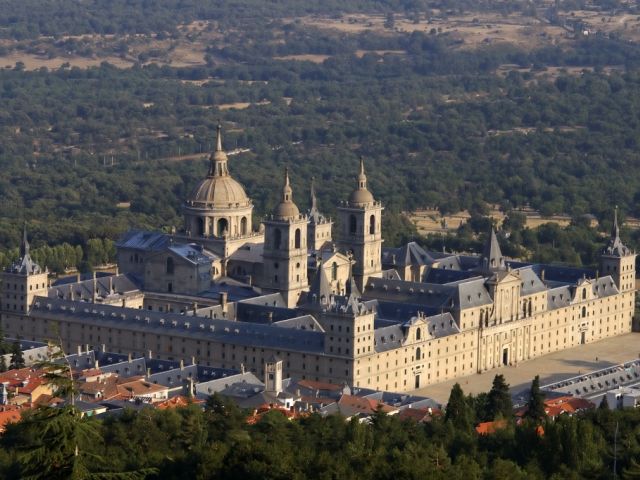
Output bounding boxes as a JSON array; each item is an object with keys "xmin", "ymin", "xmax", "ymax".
[
  {"xmin": 369, "ymin": 214, "xmax": 376, "ymax": 234},
  {"xmin": 349, "ymin": 215, "xmax": 357, "ymax": 234},
  {"xmin": 274, "ymin": 228, "xmax": 282, "ymax": 249},
  {"xmin": 197, "ymin": 218, "xmax": 205, "ymax": 236},
  {"xmin": 166, "ymin": 257, "xmax": 174, "ymax": 275},
  {"xmin": 416, "ymin": 347, "xmax": 421, "ymax": 361},
  {"xmin": 332, "ymin": 262, "xmax": 338, "ymax": 281},
  {"xmin": 217, "ymin": 218, "xmax": 228, "ymax": 237},
  {"xmin": 240, "ymin": 217, "xmax": 247, "ymax": 235},
  {"xmin": 582, "ymin": 289, "xmax": 587, "ymax": 300},
  {"xmin": 582, "ymin": 306, "xmax": 587, "ymax": 318},
  {"xmin": 294, "ymin": 228, "xmax": 301, "ymax": 249},
  {"xmin": 416, "ymin": 327, "xmax": 421, "ymax": 340}
]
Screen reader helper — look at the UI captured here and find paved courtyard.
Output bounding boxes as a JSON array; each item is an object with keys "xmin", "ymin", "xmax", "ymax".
[{"xmin": 413, "ymin": 332, "xmax": 640, "ymax": 404}]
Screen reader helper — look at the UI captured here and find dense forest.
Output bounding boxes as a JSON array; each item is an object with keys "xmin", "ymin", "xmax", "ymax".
[
  {"xmin": 1, "ymin": 0, "xmax": 640, "ymax": 266},
  {"xmin": 1, "ymin": 384, "xmax": 640, "ymax": 480}
]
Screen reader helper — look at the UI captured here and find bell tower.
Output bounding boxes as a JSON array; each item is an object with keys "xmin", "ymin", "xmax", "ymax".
[
  {"xmin": 261, "ymin": 168, "xmax": 309, "ymax": 307},
  {"xmin": 600, "ymin": 208, "xmax": 636, "ymax": 293},
  {"xmin": 1, "ymin": 225, "xmax": 48, "ymax": 337},
  {"xmin": 337, "ymin": 158, "xmax": 383, "ymax": 291}
]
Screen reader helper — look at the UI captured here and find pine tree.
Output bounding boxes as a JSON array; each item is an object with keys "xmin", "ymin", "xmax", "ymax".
[
  {"xmin": 526, "ymin": 375, "xmax": 546, "ymax": 421},
  {"xmin": 488, "ymin": 374, "xmax": 513, "ymax": 420},
  {"xmin": 445, "ymin": 383, "xmax": 472, "ymax": 430},
  {"xmin": 9, "ymin": 342, "xmax": 25, "ymax": 370}
]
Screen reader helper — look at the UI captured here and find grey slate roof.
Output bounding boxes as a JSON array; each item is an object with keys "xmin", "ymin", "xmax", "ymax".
[
  {"xmin": 30, "ymin": 297, "xmax": 327, "ymax": 354},
  {"xmin": 49, "ymin": 274, "xmax": 141, "ymax": 302},
  {"xmin": 116, "ymin": 230, "xmax": 170, "ymax": 252},
  {"xmin": 382, "ymin": 242, "xmax": 434, "ymax": 267}
]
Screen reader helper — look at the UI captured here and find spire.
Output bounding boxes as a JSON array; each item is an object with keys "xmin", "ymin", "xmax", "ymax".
[
  {"xmin": 309, "ymin": 176, "xmax": 321, "ymax": 223},
  {"xmin": 20, "ymin": 222, "xmax": 29, "ymax": 259},
  {"xmin": 273, "ymin": 166, "xmax": 300, "ymax": 220},
  {"xmin": 348, "ymin": 156, "xmax": 375, "ymax": 206},
  {"xmin": 310, "ymin": 176, "xmax": 317, "ymax": 212},
  {"xmin": 216, "ymin": 122, "xmax": 223, "ymax": 152},
  {"xmin": 208, "ymin": 123, "xmax": 229, "ymax": 177},
  {"xmin": 612, "ymin": 205, "xmax": 620, "ymax": 241},
  {"xmin": 480, "ymin": 227, "xmax": 504, "ymax": 273},
  {"xmin": 283, "ymin": 167, "xmax": 292, "ymax": 202},
  {"xmin": 357, "ymin": 156, "xmax": 367, "ymax": 190},
  {"xmin": 604, "ymin": 206, "xmax": 630, "ymax": 256}
]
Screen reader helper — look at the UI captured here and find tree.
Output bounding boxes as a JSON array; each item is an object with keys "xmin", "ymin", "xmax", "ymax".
[
  {"xmin": 525, "ymin": 375, "xmax": 546, "ymax": 421},
  {"xmin": 9, "ymin": 342, "xmax": 25, "ymax": 370},
  {"xmin": 0, "ymin": 355, "xmax": 7, "ymax": 373},
  {"xmin": 445, "ymin": 383, "xmax": 473, "ymax": 430},
  {"xmin": 487, "ymin": 374, "xmax": 513, "ymax": 420}
]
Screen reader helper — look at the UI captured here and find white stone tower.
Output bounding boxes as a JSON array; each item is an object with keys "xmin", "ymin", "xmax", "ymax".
[
  {"xmin": 261, "ymin": 168, "xmax": 309, "ymax": 307},
  {"xmin": 337, "ymin": 158, "xmax": 383, "ymax": 291}
]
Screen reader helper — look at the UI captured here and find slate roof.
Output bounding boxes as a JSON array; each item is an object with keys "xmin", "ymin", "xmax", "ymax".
[
  {"xmin": 228, "ymin": 242, "xmax": 264, "ymax": 264},
  {"xmin": 382, "ymin": 242, "xmax": 434, "ymax": 267},
  {"xmin": 116, "ymin": 230, "xmax": 170, "ymax": 252},
  {"xmin": 30, "ymin": 297, "xmax": 327, "ymax": 354},
  {"xmin": 49, "ymin": 274, "xmax": 141, "ymax": 302}
]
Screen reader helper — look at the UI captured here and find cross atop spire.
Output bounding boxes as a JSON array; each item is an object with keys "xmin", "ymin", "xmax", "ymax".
[{"xmin": 208, "ymin": 122, "xmax": 229, "ymax": 177}]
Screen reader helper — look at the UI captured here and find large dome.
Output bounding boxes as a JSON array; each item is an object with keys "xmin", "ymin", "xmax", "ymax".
[
  {"xmin": 187, "ymin": 175, "xmax": 251, "ymax": 209},
  {"xmin": 185, "ymin": 125, "xmax": 251, "ymax": 209}
]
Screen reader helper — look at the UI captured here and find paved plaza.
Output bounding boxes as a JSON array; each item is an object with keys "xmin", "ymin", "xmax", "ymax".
[{"xmin": 413, "ymin": 332, "xmax": 640, "ymax": 404}]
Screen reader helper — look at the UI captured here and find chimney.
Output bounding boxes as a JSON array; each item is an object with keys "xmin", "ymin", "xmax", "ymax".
[
  {"xmin": 128, "ymin": 352, "xmax": 132, "ymax": 363},
  {"xmin": 76, "ymin": 272, "xmax": 81, "ymax": 283},
  {"xmin": 240, "ymin": 363, "xmax": 245, "ymax": 374},
  {"xmin": 85, "ymin": 344, "xmax": 89, "ymax": 353},
  {"xmin": 92, "ymin": 272, "xmax": 97, "ymax": 303},
  {"xmin": 69, "ymin": 285, "xmax": 74, "ymax": 301},
  {"xmin": 94, "ymin": 359, "xmax": 99, "ymax": 369},
  {"xmin": 77, "ymin": 345, "xmax": 81, "ymax": 355},
  {"xmin": 147, "ymin": 368, "xmax": 151, "ymax": 377},
  {"xmin": 541, "ymin": 269, "xmax": 545, "ymax": 282},
  {"xmin": 147, "ymin": 350, "xmax": 153, "ymax": 359},
  {"xmin": 180, "ymin": 359, "xmax": 184, "ymax": 370},
  {"xmin": 101, "ymin": 344, "xmax": 106, "ymax": 353},
  {"xmin": 191, "ymin": 356, "xmax": 196, "ymax": 366},
  {"xmin": 268, "ymin": 311, "xmax": 274, "ymax": 324},
  {"xmin": 219, "ymin": 292, "xmax": 228, "ymax": 311},
  {"xmin": 115, "ymin": 265, "xmax": 119, "ymax": 276},
  {"xmin": 188, "ymin": 377, "xmax": 195, "ymax": 398},
  {"xmin": 108, "ymin": 276, "xmax": 113, "ymax": 295},
  {"xmin": 192, "ymin": 302, "xmax": 198, "ymax": 314}
]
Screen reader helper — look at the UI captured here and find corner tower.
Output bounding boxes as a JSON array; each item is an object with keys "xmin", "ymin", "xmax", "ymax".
[
  {"xmin": 261, "ymin": 168, "xmax": 309, "ymax": 307},
  {"xmin": 1, "ymin": 225, "xmax": 48, "ymax": 319},
  {"xmin": 600, "ymin": 208, "xmax": 636, "ymax": 293},
  {"xmin": 337, "ymin": 158, "xmax": 383, "ymax": 291}
]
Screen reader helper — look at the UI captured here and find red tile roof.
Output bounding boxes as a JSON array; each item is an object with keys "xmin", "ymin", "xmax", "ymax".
[{"xmin": 475, "ymin": 419, "xmax": 508, "ymax": 435}]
